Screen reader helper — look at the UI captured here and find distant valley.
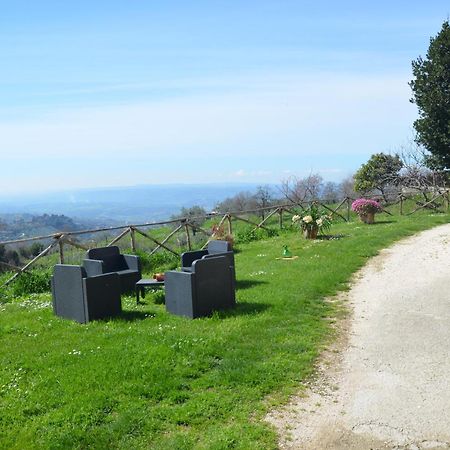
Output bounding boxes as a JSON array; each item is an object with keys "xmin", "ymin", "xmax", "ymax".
[{"xmin": 0, "ymin": 183, "xmax": 264, "ymax": 240}]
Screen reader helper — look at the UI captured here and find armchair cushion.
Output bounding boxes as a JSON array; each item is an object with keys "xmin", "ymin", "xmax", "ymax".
[{"xmin": 181, "ymin": 250, "xmax": 208, "ymax": 270}]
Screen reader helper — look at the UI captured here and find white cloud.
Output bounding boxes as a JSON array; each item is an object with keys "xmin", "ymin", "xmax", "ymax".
[
  {"xmin": 0, "ymin": 71, "xmax": 419, "ymax": 193},
  {"xmin": 0, "ymin": 72, "xmax": 416, "ymax": 161}
]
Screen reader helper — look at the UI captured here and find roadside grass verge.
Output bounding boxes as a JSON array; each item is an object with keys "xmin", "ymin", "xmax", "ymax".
[{"xmin": 0, "ymin": 213, "xmax": 448, "ymax": 449}]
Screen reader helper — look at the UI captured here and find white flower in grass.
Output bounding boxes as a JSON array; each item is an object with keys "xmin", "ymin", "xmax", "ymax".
[
  {"xmin": 302, "ymin": 215, "xmax": 313, "ymax": 224},
  {"xmin": 292, "ymin": 215, "xmax": 301, "ymax": 223},
  {"xmin": 316, "ymin": 218, "xmax": 323, "ymax": 226}
]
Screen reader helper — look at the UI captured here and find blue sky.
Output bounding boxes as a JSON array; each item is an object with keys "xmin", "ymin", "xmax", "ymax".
[{"xmin": 0, "ymin": 1, "xmax": 449, "ymax": 194}]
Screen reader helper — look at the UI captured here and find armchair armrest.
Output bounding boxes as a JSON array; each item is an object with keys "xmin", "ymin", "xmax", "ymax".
[
  {"xmin": 83, "ymin": 272, "xmax": 121, "ymax": 321},
  {"xmin": 181, "ymin": 250, "xmax": 208, "ymax": 268},
  {"xmin": 124, "ymin": 254, "xmax": 141, "ymax": 274},
  {"xmin": 83, "ymin": 259, "xmax": 105, "ymax": 277},
  {"xmin": 202, "ymin": 250, "xmax": 233, "ymax": 261},
  {"xmin": 84, "ymin": 272, "xmax": 120, "ymax": 292},
  {"xmin": 165, "ymin": 270, "xmax": 195, "ymax": 317}
]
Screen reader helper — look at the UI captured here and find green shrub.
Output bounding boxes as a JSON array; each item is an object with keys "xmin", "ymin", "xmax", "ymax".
[
  {"xmin": 19, "ymin": 246, "xmax": 31, "ymax": 259},
  {"xmin": 12, "ymin": 268, "xmax": 52, "ymax": 296},
  {"xmin": 152, "ymin": 290, "xmax": 165, "ymax": 305},
  {"xmin": 135, "ymin": 250, "xmax": 179, "ymax": 273},
  {"xmin": 235, "ymin": 226, "xmax": 278, "ymax": 244},
  {"xmin": 30, "ymin": 242, "xmax": 45, "ymax": 256}
]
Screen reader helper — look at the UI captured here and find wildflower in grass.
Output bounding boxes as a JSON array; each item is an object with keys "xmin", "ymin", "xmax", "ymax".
[
  {"xmin": 68, "ymin": 349, "xmax": 81, "ymax": 355},
  {"xmin": 249, "ymin": 270, "xmax": 267, "ymax": 277}
]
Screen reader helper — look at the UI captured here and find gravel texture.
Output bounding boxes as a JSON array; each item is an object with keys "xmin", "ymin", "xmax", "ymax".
[{"xmin": 267, "ymin": 223, "xmax": 450, "ymax": 450}]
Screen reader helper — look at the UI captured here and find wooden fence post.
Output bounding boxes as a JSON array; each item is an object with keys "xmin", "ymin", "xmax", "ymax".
[
  {"xmin": 400, "ymin": 195, "xmax": 404, "ymax": 215},
  {"xmin": 278, "ymin": 208, "xmax": 283, "ymax": 229},
  {"xmin": 347, "ymin": 197, "xmax": 351, "ymax": 221},
  {"xmin": 130, "ymin": 227, "xmax": 136, "ymax": 252},
  {"xmin": 227, "ymin": 214, "xmax": 232, "ymax": 236},
  {"xmin": 184, "ymin": 222, "xmax": 192, "ymax": 250},
  {"xmin": 58, "ymin": 238, "xmax": 65, "ymax": 264},
  {"xmin": 108, "ymin": 227, "xmax": 130, "ymax": 247}
]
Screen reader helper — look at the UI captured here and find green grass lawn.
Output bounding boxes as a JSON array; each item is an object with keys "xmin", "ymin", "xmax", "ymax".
[{"xmin": 0, "ymin": 213, "xmax": 449, "ymax": 449}]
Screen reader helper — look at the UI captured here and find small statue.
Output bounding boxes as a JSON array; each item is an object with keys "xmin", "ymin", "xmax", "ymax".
[{"xmin": 282, "ymin": 245, "xmax": 292, "ymax": 258}]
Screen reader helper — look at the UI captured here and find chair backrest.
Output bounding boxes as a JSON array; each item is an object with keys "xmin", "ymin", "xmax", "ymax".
[
  {"xmin": 86, "ymin": 246, "xmax": 120, "ymax": 260},
  {"xmin": 86, "ymin": 246, "xmax": 127, "ymax": 272},
  {"xmin": 207, "ymin": 240, "xmax": 232, "ymax": 254}
]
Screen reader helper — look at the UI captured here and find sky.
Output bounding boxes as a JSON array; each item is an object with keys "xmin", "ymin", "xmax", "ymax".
[{"xmin": 0, "ymin": 1, "xmax": 449, "ymax": 195}]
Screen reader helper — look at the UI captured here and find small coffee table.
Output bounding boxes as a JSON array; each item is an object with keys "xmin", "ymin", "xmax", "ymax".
[{"xmin": 135, "ymin": 278, "xmax": 165, "ymax": 304}]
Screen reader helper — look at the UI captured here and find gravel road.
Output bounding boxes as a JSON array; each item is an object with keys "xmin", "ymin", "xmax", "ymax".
[{"xmin": 267, "ymin": 223, "xmax": 450, "ymax": 450}]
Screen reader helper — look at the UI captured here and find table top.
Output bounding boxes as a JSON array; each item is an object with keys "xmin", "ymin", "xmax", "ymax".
[{"xmin": 136, "ymin": 278, "xmax": 165, "ymax": 286}]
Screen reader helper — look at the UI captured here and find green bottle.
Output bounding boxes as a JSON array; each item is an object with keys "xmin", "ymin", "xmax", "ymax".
[{"xmin": 282, "ymin": 245, "xmax": 292, "ymax": 258}]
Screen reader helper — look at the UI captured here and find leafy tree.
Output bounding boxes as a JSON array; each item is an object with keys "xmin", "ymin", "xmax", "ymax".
[
  {"xmin": 253, "ymin": 185, "xmax": 274, "ymax": 219},
  {"xmin": 354, "ymin": 153, "xmax": 403, "ymax": 201},
  {"xmin": 216, "ymin": 191, "xmax": 256, "ymax": 213},
  {"xmin": 30, "ymin": 242, "xmax": 45, "ymax": 257},
  {"xmin": 171, "ymin": 205, "xmax": 207, "ymax": 233},
  {"xmin": 19, "ymin": 246, "xmax": 31, "ymax": 259},
  {"xmin": 5, "ymin": 249, "xmax": 20, "ymax": 266},
  {"xmin": 409, "ymin": 20, "xmax": 450, "ymax": 169}
]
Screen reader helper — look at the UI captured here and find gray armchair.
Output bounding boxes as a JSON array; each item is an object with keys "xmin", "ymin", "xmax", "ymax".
[
  {"xmin": 181, "ymin": 240, "xmax": 232, "ymax": 269},
  {"xmin": 165, "ymin": 256, "xmax": 235, "ymax": 319},
  {"xmin": 181, "ymin": 240, "xmax": 235, "ymax": 301},
  {"xmin": 51, "ymin": 264, "xmax": 121, "ymax": 324},
  {"xmin": 83, "ymin": 246, "xmax": 141, "ymax": 294}
]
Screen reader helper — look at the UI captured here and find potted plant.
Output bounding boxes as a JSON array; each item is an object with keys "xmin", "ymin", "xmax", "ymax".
[
  {"xmin": 292, "ymin": 204, "xmax": 332, "ymax": 239},
  {"xmin": 351, "ymin": 198, "xmax": 383, "ymax": 224}
]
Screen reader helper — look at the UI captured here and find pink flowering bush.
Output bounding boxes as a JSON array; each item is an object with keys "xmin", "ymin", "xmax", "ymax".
[{"xmin": 351, "ymin": 198, "xmax": 383, "ymax": 215}]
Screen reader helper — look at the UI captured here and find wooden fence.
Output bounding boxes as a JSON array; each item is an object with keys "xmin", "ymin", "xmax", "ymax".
[{"xmin": 1, "ymin": 191, "xmax": 448, "ymax": 288}]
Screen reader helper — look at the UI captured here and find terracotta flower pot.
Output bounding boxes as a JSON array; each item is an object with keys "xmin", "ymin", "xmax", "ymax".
[
  {"xmin": 303, "ymin": 226, "xmax": 319, "ymax": 239},
  {"xmin": 359, "ymin": 212, "xmax": 375, "ymax": 224}
]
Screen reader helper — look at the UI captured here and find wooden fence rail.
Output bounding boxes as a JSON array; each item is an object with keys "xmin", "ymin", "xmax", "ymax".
[{"xmin": 1, "ymin": 191, "xmax": 448, "ymax": 287}]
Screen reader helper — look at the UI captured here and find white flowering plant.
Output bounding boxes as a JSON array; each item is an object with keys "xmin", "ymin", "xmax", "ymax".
[{"xmin": 292, "ymin": 204, "xmax": 332, "ymax": 234}]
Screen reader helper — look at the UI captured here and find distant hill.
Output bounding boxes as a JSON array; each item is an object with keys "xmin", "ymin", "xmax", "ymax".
[
  {"xmin": 0, "ymin": 213, "xmax": 88, "ymax": 241},
  {"xmin": 0, "ymin": 183, "xmax": 267, "ymax": 224}
]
